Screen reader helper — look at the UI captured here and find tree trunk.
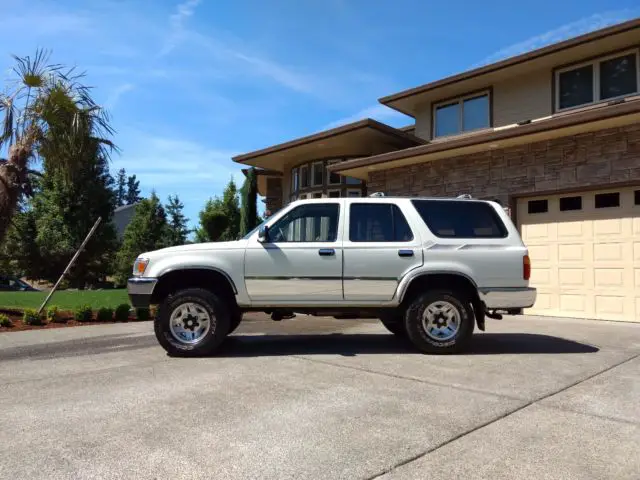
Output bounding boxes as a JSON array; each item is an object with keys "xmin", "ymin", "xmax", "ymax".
[{"xmin": 0, "ymin": 144, "xmax": 31, "ymax": 243}]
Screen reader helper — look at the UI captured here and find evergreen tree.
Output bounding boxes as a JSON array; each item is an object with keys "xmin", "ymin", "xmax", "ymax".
[
  {"xmin": 116, "ymin": 168, "xmax": 127, "ymax": 206},
  {"xmin": 165, "ymin": 194, "xmax": 189, "ymax": 246},
  {"xmin": 0, "ymin": 208, "xmax": 40, "ymax": 279},
  {"xmin": 125, "ymin": 174, "xmax": 141, "ymax": 204},
  {"xmin": 115, "ymin": 192, "xmax": 168, "ymax": 285},
  {"xmin": 221, "ymin": 178, "xmax": 240, "ymax": 240},
  {"xmin": 32, "ymin": 149, "xmax": 118, "ymax": 287},
  {"xmin": 240, "ymin": 168, "xmax": 258, "ymax": 237}
]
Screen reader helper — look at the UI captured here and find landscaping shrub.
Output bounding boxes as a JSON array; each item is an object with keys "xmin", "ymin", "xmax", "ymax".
[
  {"xmin": 96, "ymin": 307, "xmax": 114, "ymax": 322},
  {"xmin": 0, "ymin": 314, "xmax": 13, "ymax": 328},
  {"xmin": 23, "ymin": 309, "xmax": 45, "ymax": 326},
  {"xmin": 74, "ymin": 305, "xmax": 93, "ymax": 322},
  {"xmin": 136, "ymin": 308, "xmax": 151, "ymax": 321},
  {"xmin": 115, "ymin": 304, "xmax": 131, "ymax": 322},
  {"xmin": 46, "ymin": 305, "xmax": 67, "ymax": 323}
]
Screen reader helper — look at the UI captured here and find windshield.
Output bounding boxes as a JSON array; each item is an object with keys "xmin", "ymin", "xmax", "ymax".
[{"xmin": 242, "ymin": 217, "xmax": 270, "ymax": 240}]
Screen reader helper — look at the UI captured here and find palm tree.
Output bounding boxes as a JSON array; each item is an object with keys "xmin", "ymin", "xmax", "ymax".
[{"xmin": 0, "ymin": 49, "xmax": 115, "ymax": 242}]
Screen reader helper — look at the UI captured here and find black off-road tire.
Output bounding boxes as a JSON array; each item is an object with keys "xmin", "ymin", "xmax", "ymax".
[
  {"xmin": 228, "ymin": 310, "xmax": 243, "ymax": 335},
  {"xmin": 379, "ymin": 312, "xmax": 407, "ymax": 337},
  {"xmin": 404, "ymin": 290, "xmax": 474, "ymax": 354},
  {"xmin": 155, "ymin": 288, "xmax": 231, "ymax": 357}
]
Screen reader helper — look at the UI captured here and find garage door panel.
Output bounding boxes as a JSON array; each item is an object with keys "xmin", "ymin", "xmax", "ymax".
[
  {"xmin": 593, "ymin": 218, "xmax": 624, "ymax": 236},
  {"xmin": 557, "ymin": 221, "xmax": 589, "ymax": 238},
  {"xmin": 519, "ymin": 186, "xmax": 639, "ymax": 322},
  {"xmin": 558, "ymin": 243, "xmax": 586, "ymax": 261},
  {"xmin": 593, "ymin": 242, "xmax": 625, "ymax": 261}
]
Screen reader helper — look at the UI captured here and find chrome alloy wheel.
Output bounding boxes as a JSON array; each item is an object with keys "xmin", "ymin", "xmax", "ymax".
[
  {"xmin": 421, "ymin": 300, "xmax": 461, "ymax": 341},
  {"xmin": 169, "ymin": 302, "xmax": 213, "ymax": 345}
]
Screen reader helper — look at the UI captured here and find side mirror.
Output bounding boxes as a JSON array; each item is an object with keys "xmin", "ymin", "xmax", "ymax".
[{"xmin": 257, "ymin": 225, "xmax": 269, "ymax": 243}]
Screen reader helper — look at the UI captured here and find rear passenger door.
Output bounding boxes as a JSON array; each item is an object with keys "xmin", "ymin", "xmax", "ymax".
[{"xmin": 343, "ymin": 202, "xmax": 423, "ymax": 301}]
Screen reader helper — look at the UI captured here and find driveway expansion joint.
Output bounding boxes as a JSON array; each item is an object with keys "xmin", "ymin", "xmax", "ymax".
[{"xmin": 364, "ymin": 351, "xmax": 640, "ymax": 480}]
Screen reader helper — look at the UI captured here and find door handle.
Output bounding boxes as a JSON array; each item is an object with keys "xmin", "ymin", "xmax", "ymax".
[
  {"xmin": 318, "ymin": 248, "xmax": 335, "ymax": 256},
  {"xmin": 398, "ymin": 249, "xmax": 414, "ymax": 257}
]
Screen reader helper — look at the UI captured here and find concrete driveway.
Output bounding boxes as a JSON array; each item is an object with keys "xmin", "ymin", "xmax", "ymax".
[{"xmin": 0, "ymin": 315, "xmax": 638, "ymax": 480}]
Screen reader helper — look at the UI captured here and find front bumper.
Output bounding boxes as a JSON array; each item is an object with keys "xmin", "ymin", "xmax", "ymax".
[
  {"xmin": 127, "ymin": 277, "xmax": 158, "ymax": 308},
  {"xmin": 479, "ymin": 287, "xmax": 536, "ymax": 310}
]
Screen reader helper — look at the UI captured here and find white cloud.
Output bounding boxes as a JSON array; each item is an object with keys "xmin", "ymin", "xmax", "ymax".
[
  {"xmin": 105, "ymin": 83, "xmax": 135, "ymax": 110},
  {"xmin": 159, "ymin": 0, "xmax": 203, "ymax": 56},
  {"xmin": 478, "ymin": 9, "xmax": 640, "ymax": 66},
  {"xmin": 322, "ymin": 104, "xmax": 409, "ymax": 130},
  {"xmin": 114, "ymin": 134, "xmax": 242, "ymax": 189}
]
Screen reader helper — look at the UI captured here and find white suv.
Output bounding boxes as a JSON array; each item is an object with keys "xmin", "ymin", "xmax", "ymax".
[{"xmin": 128, "ymin": 195, "xmax": 536, "ymax": 356}]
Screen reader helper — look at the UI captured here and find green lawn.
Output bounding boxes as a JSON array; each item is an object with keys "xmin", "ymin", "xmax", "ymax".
[{"xmin": 0, "ymin": 289, "xmax": 129, "ymax": 311}]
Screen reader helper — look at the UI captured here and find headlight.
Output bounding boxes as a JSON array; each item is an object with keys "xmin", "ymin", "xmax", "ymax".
[{"xmin": 132, "ymin": 257, "xmax": 149, "ymax": 277}]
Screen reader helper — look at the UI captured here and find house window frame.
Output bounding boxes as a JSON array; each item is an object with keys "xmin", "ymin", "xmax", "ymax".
[
  {"xmin": 327, "ymin": 160, "xmax": 342, "ymax": 185},
  {"xmin": 432, "ymin": 89, "xmax": 491, "ymax": 139},
  {"xmin": 554, "ymin": 48, "xmax": 640, "ymax": 112}
]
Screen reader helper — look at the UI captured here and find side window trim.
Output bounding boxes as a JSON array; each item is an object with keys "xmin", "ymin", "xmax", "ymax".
[
  {"xmin": 411, "ymin": 199, "xmax": 508, "ymax": 239},
  {"xmin": 268, "ymin": 202, "xmax": 341, "ymax": 243},
  {"xmin": 348, "ymin": 202, "xmax": 414, "ymax": 243}
]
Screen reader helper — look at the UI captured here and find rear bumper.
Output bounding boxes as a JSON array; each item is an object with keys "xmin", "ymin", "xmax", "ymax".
[
  {"xmin": 127, "ymin": 277, "xmax": 158, "ymax": 309},
  {"xmin": 479, "ymin": 287, "xmax": 536, "ymax": 310}
]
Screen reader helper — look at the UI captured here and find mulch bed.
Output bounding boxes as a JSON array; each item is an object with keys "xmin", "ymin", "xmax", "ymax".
[{"xmin": 0, "ymin": 309, "xmax": 151, "ymax": 333}]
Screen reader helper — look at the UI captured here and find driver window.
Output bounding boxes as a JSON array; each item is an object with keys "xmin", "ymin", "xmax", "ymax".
[{"xmin": 269, "ymin": 203, "xmax": 339, "ymax": 243}]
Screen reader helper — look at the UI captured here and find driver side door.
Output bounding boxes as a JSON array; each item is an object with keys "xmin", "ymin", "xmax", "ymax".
[{"xmin": 244, "ymin": 201, "xmax": 344, "ymax": 303}]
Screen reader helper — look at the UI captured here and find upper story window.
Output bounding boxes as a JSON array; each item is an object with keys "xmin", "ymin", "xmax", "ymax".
[
  {"xmin": 433, "ymin": 92, "xmax": 490, "ymax": 138},
  {"xmin": 556, "ymin": 49, "xmax": 639, "ymax": 111}
]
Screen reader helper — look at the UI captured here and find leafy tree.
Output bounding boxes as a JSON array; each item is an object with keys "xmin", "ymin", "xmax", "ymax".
[
  {"xmin": 240, "ymin": 168, "xmax": 258, "ymax": 237},
  {"xmin": 165, "ymin": 194, "xmax": 189, "ymax": 245},
  {"xmin": 125, "ymin": 174, "xmax": 141, "ymax": 205},
  {"xmin": 115, "ymin": 168, "xmax": 127, "ymax": 206},
  {"xmin": 194, "ymin": 178, "xmax": 240, "ymax": 242},
  {"xmin": 114, "ymin": 192, "xmax": 168, "ymax": 285},
  {"xmin": 195, "ymin": 198, "xmax": 228, "ymax": 242},
  {"xmin": 0, "ymin": 49, "xmax": 115, "ymax": 242}
]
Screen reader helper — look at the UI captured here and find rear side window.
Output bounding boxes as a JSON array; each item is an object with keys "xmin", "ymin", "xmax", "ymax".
[
  {"xmin": 411, "ymin": 200, "xmax": 507, "ymax": 238},
  {"xmin": 349, "ymin": 203, "xmax": 413, "ymax": 242}
]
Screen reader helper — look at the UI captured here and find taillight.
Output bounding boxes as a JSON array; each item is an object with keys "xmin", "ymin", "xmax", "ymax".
[{"xmin": 523, "ymin": 254, "xmax": 531, "ymax": 280}]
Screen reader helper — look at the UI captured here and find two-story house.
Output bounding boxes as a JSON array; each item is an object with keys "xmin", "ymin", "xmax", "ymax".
[{"xmin": 233, "ymin": 18, "xmax": 640, "ymax": 323}]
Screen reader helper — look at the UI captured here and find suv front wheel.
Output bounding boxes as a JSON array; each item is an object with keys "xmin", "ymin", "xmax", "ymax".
[
  {"xmin": 404, "ymin": 290, "xmax": 474, "ymax": 354},
  {"xmin": 155, "ymin": 288, "xmax": 231, "ymax": 356}
]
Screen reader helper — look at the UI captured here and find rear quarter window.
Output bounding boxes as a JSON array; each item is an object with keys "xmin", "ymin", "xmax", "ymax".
[{"xmin": 411, "ymin": 200, "xmax": 508, "ymax": 238}]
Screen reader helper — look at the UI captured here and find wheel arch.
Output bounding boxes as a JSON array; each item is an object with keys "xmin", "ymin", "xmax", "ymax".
[
  {"xmin": 398, "ymin": 271, "xmax": 485, "ymax": 331},
  {"xmin": 150, "ymin": 267, "xmax": 238, "ymax": 308}
]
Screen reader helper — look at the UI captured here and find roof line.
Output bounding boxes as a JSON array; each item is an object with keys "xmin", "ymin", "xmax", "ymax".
[
  {"xmin": 379, "ymin": 17, "xmax": 640, "ymax": 106},
  {"xmin": 329, "ymin": 97, "xmax": 640, "ymax": 172},
  {"xmin": 232, "ymin": 118, "xmax": 424, "ymax": 163}
]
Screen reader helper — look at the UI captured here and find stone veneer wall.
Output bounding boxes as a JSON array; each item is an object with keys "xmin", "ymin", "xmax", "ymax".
[
  {"xmin": 264, "ymin": 177, "xmax": 283, "ymax": 216},
  {"xmin": 367, "ymin": 123, "xmax": 640, "ymax": 208}
]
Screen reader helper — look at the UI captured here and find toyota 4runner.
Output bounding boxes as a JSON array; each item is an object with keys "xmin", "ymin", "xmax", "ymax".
[{"xmin": 128, "ymin": 195, "xmax": 536, "ymax": 356}]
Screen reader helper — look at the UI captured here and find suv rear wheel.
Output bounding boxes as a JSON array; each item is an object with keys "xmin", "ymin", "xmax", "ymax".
[
  {"xmin": 404, "ymin": 290, "xmax": 474, "ymax": 354},
  {"xmin": 155, "ymin": 288, "xmax": 230, "ymax": 356}
]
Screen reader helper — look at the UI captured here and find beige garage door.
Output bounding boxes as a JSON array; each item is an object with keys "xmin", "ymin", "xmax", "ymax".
[{"xmin": 518, "ymin": 186, "xmax": 640, "ymax": 322}]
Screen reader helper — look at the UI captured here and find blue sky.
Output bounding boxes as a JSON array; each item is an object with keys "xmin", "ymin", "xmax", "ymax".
[{"xmin": 1, "ymin": 0, "xmax": 639, "ymax": 228}]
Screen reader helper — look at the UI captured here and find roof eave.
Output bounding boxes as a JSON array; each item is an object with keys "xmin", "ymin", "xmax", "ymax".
[
  {"xmin": 378, "ymin": 17, "xmax": 640, "ymax": 107},
  {"xmin": 232, "ymin": 118, "xmax": 423, "ymax": 164},
  {"xmin": 329, "ymin": 97, "xmax": 640, "ymax": 173}
]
